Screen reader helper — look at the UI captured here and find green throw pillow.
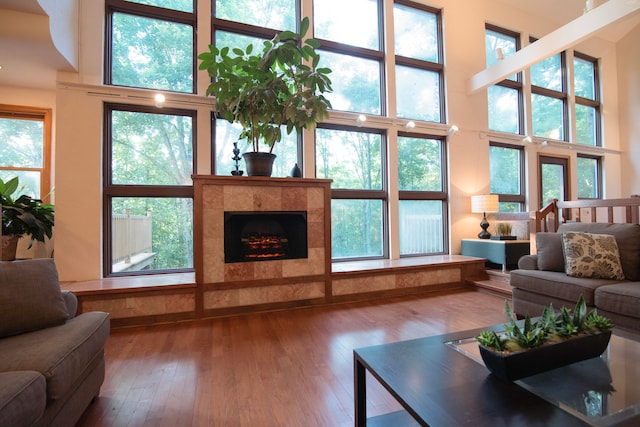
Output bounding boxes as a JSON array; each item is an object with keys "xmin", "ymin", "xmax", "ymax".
[{"xmin": 562, "ymin": 232, "xmax": 625, "ymax": 280}]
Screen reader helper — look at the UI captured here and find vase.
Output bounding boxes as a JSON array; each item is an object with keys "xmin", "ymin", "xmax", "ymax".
[
  {"xmin": 243, "ymin": 152, "xmax": 277, "ymax": 177},
  {"xmin": 478, "ymin": 330, "xmax": 612, "ymax": 382},
  {"xmin": 1, "ymin": 235, "xmax": 20, "ymax": 261}
]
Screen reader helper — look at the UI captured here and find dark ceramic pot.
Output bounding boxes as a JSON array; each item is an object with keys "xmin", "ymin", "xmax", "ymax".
[
  {"xmin": 243, "ymin": 152, "xmax": 276, "ymax": 177},
  {"xmin": 479, "ymin": 330, "xmax": 612, "ymax": 382}
]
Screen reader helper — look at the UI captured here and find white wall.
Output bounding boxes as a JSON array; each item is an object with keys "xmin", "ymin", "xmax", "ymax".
[{"xmin": 2, "ymin": 0, "xmax": 633, "ymax": 280}]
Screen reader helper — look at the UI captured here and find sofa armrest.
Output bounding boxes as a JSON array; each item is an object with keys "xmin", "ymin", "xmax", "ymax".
[
  {"xmin": 517, "ymin": 254, "xmax": 538, "ymax": 270},
  {"xmin": 61, "ymin": 290, "xmax": 78, "ymax": 319}
]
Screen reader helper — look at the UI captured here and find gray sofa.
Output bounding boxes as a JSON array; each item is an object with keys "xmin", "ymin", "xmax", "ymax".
[
  {"xmin": 510, "ymin": 222, "xmax": 640, "ymax": 333},
  {"xmin": 0, "ymin": 259, "xmax": 110, "ymax": 427}
]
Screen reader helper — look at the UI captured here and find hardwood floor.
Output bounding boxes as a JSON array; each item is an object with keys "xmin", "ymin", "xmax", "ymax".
[{"xmin": 77, "ymin": 290, "xmax": 510, "ymax": 427}]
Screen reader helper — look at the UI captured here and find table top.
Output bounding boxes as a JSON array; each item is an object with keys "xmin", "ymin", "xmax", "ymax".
[{"xmin": 354, "ymin": 325, "xmax": 640, "ymax": 426}]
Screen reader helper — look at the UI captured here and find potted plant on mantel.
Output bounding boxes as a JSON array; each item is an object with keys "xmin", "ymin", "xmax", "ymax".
[
  {"xmin": 1, "ymin": 176, "xmax": 54, "ymax": 261},
  {"xmin": 198, "ymin": 17, "xmax": 333, "ymax": 177}
]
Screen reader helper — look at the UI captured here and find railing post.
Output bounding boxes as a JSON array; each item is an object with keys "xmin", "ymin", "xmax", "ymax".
[{"xmin": 125, "ymin": 208, "xmax": 131, "ymax": 264}]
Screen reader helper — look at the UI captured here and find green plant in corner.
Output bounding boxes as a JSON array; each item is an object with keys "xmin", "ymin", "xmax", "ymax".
[
  {"xmin": 1, "ymin": 176, "xmax": 54, "ymax": 256},
  {"xmin": 198, "ymin": 17, "xmax": 333, "ymax": 154}
]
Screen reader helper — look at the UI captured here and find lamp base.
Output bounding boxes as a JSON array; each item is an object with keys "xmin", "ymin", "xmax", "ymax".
[{"xmin": 478, "ymin": 213, "xmax": 491, "ymax": 239}]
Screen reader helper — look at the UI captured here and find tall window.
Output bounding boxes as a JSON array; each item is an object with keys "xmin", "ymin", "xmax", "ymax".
[
  {"xmin": 104, "ymin": 104, "xmax": 195, "ymax": 276},
  {"xmin": 398, "ymin": 134, "xmax": 447, "ymax": 255},
  {"xmin": 539, "ymin": 155, "xmax": 570, "ymax": 210},
  {"xmin": 530, "ymin": 38, "xmax": 567, "ymax": 141},
  {"xmin": 574, "ymin": 53, "xmax": 601, "ymax": 146},
  {"xmin": 105, "ymin": 0, "xmax": 196, "ymax": 93},
  {"xmin": 211, "ymin": 0, "xmax": 300, "ymax": 176},
  {"xmin": 577, "ymin": 154, "xmax": 602, "ymax": 199},
  {"xmin": 485, "ymin": 25, "xmax": 522, "ymax": 134},
  {"xmin": 314, "ymin": 0, "xmax": 384, "ymax": 115},
  {"xmin": 0, "ymin": 105, "xmax": 52, "ymax": 199},
  {"xmin": 489, "ymin": 142, "xmax": 525, "ymax": 212},
  {"xmin": 394, "ymin": 2, "xmax": 444, "ymax": 122},
  {"xmin": 315, "ymin": 125, "xmax": 386, "ymax": 260}
]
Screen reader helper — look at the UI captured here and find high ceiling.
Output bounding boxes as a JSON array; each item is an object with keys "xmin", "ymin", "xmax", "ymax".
[{"xmin": 0, "ymin": 0, "xmax": 638, "ymax": 91}]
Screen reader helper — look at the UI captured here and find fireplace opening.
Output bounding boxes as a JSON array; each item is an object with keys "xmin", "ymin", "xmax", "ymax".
[{"xmin": 224, "ymin": 211, "xmax": 308, "ymax": 263}]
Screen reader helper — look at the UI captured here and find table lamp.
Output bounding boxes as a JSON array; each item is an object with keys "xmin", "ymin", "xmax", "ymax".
[{"xmin": 471, "ymin": 195, "xmax": 499, "ymax": 239}]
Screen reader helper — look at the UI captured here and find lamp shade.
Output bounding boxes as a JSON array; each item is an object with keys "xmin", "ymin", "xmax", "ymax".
[{"xmin": 471, "ymin": 194, "xmax": 499, "ymax": 213}]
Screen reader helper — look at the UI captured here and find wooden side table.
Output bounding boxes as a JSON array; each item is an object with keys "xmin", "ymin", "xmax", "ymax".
[{"xmin": 461, "ymin": 239, "xmax": 530, "ymax": 272}]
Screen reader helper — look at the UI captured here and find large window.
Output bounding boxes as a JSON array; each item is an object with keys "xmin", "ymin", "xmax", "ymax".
[
  {"xmin": 574, "ymin": 53, "xmax": 601, "ymax": 146},
  {"xmin": 530, "ymin": 39, "xmax": 567, "ymax": 141},
  {"xmin": 398, "ymin": 134, "xmax": 447, "ymax": 255},
  {"xmin": 315, "ymin": 125, "xmax": 386, "ymax": 260},
  {"xmin": 106, "ymin": 0, "xmax": 196, "ymax": 92},
  {"xmin": 577, "ymin": 154, "xmax": 602, "ymax": 199},
  {"xmin": 485, "ymin": 25, "xmax": 522, "ymax": 134},
  {"xmin": 489, "ymin": 142, "xmax": 525, "ymax": 212},
  {"xmin": 104, "ymin": 104, "xmax": 195, "ymax": 276},
  {"xmin": 0, "ymin": 105, "xmax": 52, "ymax": 199}
]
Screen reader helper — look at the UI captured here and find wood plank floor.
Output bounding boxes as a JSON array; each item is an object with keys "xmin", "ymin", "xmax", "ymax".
[{"xmin": 77, "ymin": 290, "xmax": 510, "ymax": 427}]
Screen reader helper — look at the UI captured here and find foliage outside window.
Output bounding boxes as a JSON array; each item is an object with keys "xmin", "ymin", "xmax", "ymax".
[
  {"xmin": 530, "ymin": 40, "xmax": 567, "ymax": 141},
  {"xmin": 489, "ymin": 143, "xmax": 524, "ymax": 212},
  {"xmin": 577, "ymin": 154, "xmax": 601, "ymax": 199},
  {"xmin": 539, "ymin": 155, "xmax": 569, "ymax": 209},
  {"xmin": 104, "ymin": 104, "xmax": 195, "ymax": 276},
  {"xmin": 394, "ymin": 2, "xmax": 444, "ymax": 123},
  {"xmin": 316, "ymin": 126, "xmax": 386, "ymax": 260},
  {"xmin": 398, "ymin": 134, "xmax": 447, "ymax": 255},
  {"xmin": 574, "ymin": 53, "xmax": 601, "ymax": 146},
  {"xmin": 485, "ymin": 25, "xmax": 522, "ymax": 134},
  {"xmin": 0, "ymin": 105, "xmax": 51, "ymax": 200}
]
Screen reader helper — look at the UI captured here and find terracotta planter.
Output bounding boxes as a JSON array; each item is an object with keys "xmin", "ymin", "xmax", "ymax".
[
  {"xmin": 243, "ymin": 152, "xmax": 276, "ymax": 177},
  {"xmin": 479, "ymin": 330, "xmax": 612, "ymax": 382},
  {"xmin": 1, "ymin": 235, "xmax": 20, "ymax": 261}
]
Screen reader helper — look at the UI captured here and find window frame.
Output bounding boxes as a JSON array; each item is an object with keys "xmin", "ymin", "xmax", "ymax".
[
  {"xmin": 489, "ymin": 141, "xmax": 525, "ymax": 211},
  {"xmin": 574, "ymin": 51, "xmax": 602, "ymax": 147},
  {"xmin": 576, "ymin": 153, "xmax": 602, "ymax": 200}
]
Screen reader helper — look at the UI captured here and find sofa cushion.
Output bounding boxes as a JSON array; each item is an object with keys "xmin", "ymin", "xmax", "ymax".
[
  {"xmin": 510, "ymin": 269, "xmax": 619, "ymax": 306},
  {"xmin": 0, "ymin": 259, "xmax": 69, "ymax": 338},
  {"xmin": 535, "ymin": 232, "xmax": 564, "ymax": 272},
  {"xmin": 558, "ymin": 223, "xmax": 640, "ymax": 280},
  {"xmin": 0, "ymin": 371, "xmax": 46, "ymax": 427},
  {"xmin": 0, "ymin": 311, "xmax": 110, "ymax": 401},
  {"xmin": 562, "ymin": 232, "xmax": 625, "ymax": 280},
  {"xmin": 595, "ymin": 282, "xmax": 640, "ymax": 319}
]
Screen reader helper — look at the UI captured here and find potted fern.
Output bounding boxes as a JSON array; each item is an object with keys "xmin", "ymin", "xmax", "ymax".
[
  {"xmin": 476, "ymin": 295, "xmax": 613, "ymax": 381},
  {"xmin": 198, "ymin": 17, "xmax": 332, "ymax": 176},
  {"xmin": 1, "ymin": 176, "xmax": 54, "ymax": 261}
]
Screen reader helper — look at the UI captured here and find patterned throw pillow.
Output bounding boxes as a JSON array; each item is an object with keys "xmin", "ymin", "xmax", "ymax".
[{"xmin": 562, "ymin": 232, "xmax": 625, "ymax": 280}]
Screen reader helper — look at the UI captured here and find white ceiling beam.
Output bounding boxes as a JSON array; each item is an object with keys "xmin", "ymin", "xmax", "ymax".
[{"xmin": 467, "ymin": 0, "xmax": 640, "ymax": 94}]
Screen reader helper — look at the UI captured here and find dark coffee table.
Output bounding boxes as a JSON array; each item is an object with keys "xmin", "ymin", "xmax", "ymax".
[{"xmin": 354, "ymin": 325, "xmax": 640, "ymax": 426}]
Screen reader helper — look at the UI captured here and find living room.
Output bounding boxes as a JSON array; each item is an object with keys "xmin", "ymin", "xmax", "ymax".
[{"xmin": 1, "ymin": 0, "xmax": 640, "ymax": 425}]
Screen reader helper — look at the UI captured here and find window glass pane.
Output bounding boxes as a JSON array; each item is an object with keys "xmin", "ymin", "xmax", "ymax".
[
  {"xmin": 331, "ymin": 199, "xmax": 383, "ymax": 258},
  {"xmin": 396, "ymin": 66, "xmax": 440, "ymax": 122},
  {"xmin": 126, "ymin": 0, "xmax": 193, "ymax": 12},
  {"xmin": 541, "ymin": 163, "xmax": 565, "ymax": 205},
  {"xmin": 394, "ymin": 4, "xmax": 438, "ymax": 62},
  {"xmin": 576, "ymin": 104, "xmax": 596, "ymax": 146},
  {"xmin": 315, "ymin": 128, "xmax": 382, "ymax": 190},
  {"xmin": 532, "ymin": 94, "xmax": 564, "ymax": 140},
  {"xmin": 577, "ymin": 157, "xmax": 599, "ymax": 199},
  {"xmin": 111, "ymin": 197, "xmax": 193, "ymax": 272},
  {"xmin": 215, "ymin": 31, "xmax": 266, "ymax": 52},
  {"xmin": 111, "ymin": 12, "xmax": 193, "ymax": 92},
  {"xmin": 318, "ymin": 51, "xmax": 381, "ymax": 114},
  {"xmin": 574, "ymin": 57, "xmax": 595, "ymax": 100},
  {"xmin": 498, "ymin": 202, "xmax": 520, "ymax": 213},
  {"xmin": 214, "ymin": 121, "xmax": 298, "ymax": 177},
  {"xmin": 314, "ymin": 0, "xmax": 379, "ymax": 50},
  {"xmin": 0, "ymin": 170, "xmax": 40, "ymax": 198},
  {"xmin": 0, "ymin": 118, "xmax": 43, "ymax": 168},
  {"xmin": 399, "ymin": 200, "xmax": 443, "ymax": 255},
  {"xmin": 111, "ymin": 110, "xmax": 193, "ymax": 185},
  {"xmin": 531, "ymin": 54, "xmax": 562, "ymax": 91},
  {"xmin": 490, "ymin": 145, "xmax": 520, "ymax": 195},
  {"xmin": 485, "ymin": 29, "xmax": 517, "ymax": 80},
  {"xmin": 398, "ymin": 136, "xmax": 442, "ymax": 191},
  {"xmin": 215, "ymin": 0, "xmax": 296, "ymax": 30},
  {"xmin": 488, "ymin": 85, "xmax": 519, "ymax": 134}
]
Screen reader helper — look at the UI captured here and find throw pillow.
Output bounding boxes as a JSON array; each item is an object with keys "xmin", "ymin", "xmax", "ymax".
[
  {"xmin": 561, "ymin": 232, "xmax": 625, "ymax": 280},
  {"xmin": 0, "ymin": 258, "xmax": 69, "ymax": 338},
  {"xmin": 536, "ymin": 232, "xmax": 564, "ymax": 272}
]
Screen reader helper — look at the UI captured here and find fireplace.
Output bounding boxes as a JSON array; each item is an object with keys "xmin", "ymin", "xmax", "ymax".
[{"xmin": 224, "ymin": 211, "xmax": 308, "ymax": 263}]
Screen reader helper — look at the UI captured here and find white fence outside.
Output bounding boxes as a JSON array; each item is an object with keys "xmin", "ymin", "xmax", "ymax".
[
  {"xmin": 400, "ymin": 214, "xmax": 443, "ymax": 255},
  {"xmin": 112, "ymin": 210, "xmax": 153, "ymax": 265}
]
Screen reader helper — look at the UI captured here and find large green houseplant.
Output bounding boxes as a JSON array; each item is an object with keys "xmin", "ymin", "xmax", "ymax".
[
  {"xmin": 1, "ymin": 176, "xmax": 54, "ymax": 260},
  {"xmin": 198, "ymin": 17, "xmax": 332, "ymax": 176}
]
